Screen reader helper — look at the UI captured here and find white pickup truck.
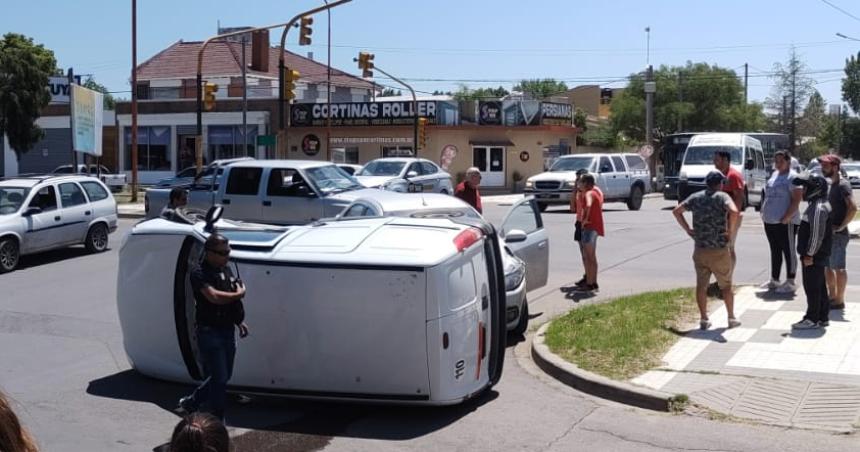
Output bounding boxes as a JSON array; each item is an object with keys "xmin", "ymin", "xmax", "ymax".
[
  {"xmin": 144, "ymin": 160, "xmax": 381, "ymax": 224},
  {"xmin": 524, "ymin": 153, "xmax": 651, "ymax": 211},
  {"xmin": 53, "ymin": 164, "xmax": 127, "ymax": 193}
]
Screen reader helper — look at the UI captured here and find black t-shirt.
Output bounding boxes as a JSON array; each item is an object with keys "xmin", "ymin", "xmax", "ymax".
[
  {"xmin": 828, "ymin": 178, "xmax": 854, "ymax": 228},
  {"xmin": 190, "ymin": 261, "xmax": 245, "ymax": 328}
]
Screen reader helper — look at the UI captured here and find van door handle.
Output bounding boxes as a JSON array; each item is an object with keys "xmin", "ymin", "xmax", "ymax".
[
  {"xmin": 262, "ymin": 200, "xmax": 272, "ymax": 207},
  {"xmin": 84, "ymin": 210, "xmax": 91, "ymax": 216},
  {"xmin": 481, "ymin": 295, "xmax": 488, "ymax": 310},
  {"xmin": 222, "ymin": 199, "xmax": 231, "ymax": 205},
  {"xmin": 54, "ymin": 216, "xmax": 61, "ymax": 222}
]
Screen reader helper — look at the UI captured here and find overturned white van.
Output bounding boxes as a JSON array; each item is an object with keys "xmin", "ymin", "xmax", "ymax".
[{"xmin": 117, "ymin": 209, "xmax": 506, "ymax": 405}]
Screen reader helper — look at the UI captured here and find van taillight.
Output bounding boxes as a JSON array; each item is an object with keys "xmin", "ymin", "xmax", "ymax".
[{"xmin": 453, "ymin": 228, "xmax": 482, "ymax": 252}]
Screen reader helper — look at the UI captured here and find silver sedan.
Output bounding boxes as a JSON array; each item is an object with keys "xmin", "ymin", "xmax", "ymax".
[{"xmin": 355, "ymin": 158, "xmax": 454, "ymax": 194}]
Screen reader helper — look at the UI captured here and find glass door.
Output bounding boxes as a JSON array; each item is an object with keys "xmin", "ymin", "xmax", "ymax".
[{"xmin": 472, "ymin": 146, "xmax": 505, "ymax": 187}]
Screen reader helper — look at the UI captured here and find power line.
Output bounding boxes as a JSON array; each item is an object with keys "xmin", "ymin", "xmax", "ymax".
[{"xmin": 820, "ymin": 0, "xmax": 860, "ymax": 22}]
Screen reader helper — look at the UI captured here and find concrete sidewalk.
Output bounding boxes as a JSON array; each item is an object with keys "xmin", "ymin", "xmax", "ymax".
[{"xmin": 632, "ymin": 285, "xmax": 860, "ymax": 432}]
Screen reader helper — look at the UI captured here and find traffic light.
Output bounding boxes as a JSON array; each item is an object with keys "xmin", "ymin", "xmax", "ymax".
[
  {"xmin": 299, "ymin": 16, "xmax": 313, "ymax": 46},
  {"xmin": 283, "ymin": 68, "xmax": 300, "ymax": 100},
  {"xmin": 357, "ymin": 52, "xmax": 374, "ymax": 78},
  {"xmin": 417, "ymin": 117, "xmax": 428, "ymax": 150},
  {"xmin": 203, "ymin": 82, "xmax": 218, "ymax": 111}
]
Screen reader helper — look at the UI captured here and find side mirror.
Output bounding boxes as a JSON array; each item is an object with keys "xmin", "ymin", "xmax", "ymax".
[
  {"xmin": 406, "ymin": 170, "xmax": 418, "ymax": 179},
  {"xmin": 22, "ymin": 206, "xmax": 42, "ymax": 217},
  {"xmin": 204, "ymin": 204, "xmax": 224, "ymax": 232},
  {"xmin": 505, "ymin": 229, "xmax": 528, "ymax": 243},
  {"xmin": 745, "ymin": 159, "xmax": 754, "ymax": 171}
]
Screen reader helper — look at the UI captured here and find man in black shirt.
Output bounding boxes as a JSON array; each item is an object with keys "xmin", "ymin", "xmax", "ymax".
[
  {"xmin": 792, "ymin": 173, "xmax": 832, "ymax": 330},
  {"xmin": 820, "ymin": 154, "xmax": 857, "ymax": 310},
  {"xmin": 178, "ymin": 233, "xmax": 248, "ymax": 421}
]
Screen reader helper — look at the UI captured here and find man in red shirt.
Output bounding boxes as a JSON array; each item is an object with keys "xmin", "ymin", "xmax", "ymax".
[
  {"xmin": 573, "ymin": 173, "xmax": 604, "ymax": 292},
  {"xmin": 714, "ymin": 149, "xmax": 745, "ymax": 269},
  {"xmin": 454, "ymin": 167, "xmax": 483, "ymax": 214}
]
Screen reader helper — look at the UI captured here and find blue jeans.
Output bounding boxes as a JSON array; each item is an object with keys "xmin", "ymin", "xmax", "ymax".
[{"xmin": 186, "ymin": 325, "xmax": 236, "ymax": 420}]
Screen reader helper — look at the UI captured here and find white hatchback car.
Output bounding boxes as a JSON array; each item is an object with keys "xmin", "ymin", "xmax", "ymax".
[{"xmin": 0, "ymin": 175, "xmax": 118, "ymax": 273}]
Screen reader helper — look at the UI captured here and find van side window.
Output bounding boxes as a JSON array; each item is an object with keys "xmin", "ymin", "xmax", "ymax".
[
  {"xmin": 625, "ymin": 155, "xmax": 647, "ymax": 170},
  {"xmin": 447, "ymin": 261, "xmax": 477, "ymax": 311},
  {"xmin": 598, "ymin": 156, "xmax": 613, "ymax": 173},
  {"xmin": 611, "ymin": 156, "xmax": 625, "ymax": 172},
  {"xmin": 28, "ymin": 186, "xmax": 58, "ymax": 212},
  {"xmin": 226, "ymin": 167, "xmax": 263, "ymax": 195},
  {"xmin": 755, "ymin": 150, "xmax": 765, "ymax": 170},
  {"xmin": 59, "ymin": 182, "xmax": 88, "ymax": 207}
]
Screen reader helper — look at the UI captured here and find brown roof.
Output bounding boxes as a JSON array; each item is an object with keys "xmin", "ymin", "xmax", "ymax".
[{"xmin": 135, "ymin": 40, "xmax": 373, "ymax": 90}]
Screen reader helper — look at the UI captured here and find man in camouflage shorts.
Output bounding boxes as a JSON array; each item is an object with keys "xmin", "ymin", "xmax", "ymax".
[{"xmin": 673, "ymin": 171, "xmax": 741, "ymax": 330}]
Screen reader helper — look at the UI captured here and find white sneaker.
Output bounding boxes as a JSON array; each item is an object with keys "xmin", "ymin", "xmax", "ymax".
[
  {"xmin": 791, "ymin": 319, "xmax": 819, "ymax": 330},
  {"xmin": 759, "ymin": 279, "xmax": 779, "ymax": 290},
  {"xmin": 775, "ymin": 280, "xmax": 796, "ymax": 294}
]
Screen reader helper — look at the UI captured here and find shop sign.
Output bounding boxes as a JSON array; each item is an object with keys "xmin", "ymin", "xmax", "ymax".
[
  {"xmin": 478, "ymin": 101, "xmax": 502, "ymax": 125},
  {"xmin": 539, "ymin": 102, "xmax": 572, "ymax": 126},
  {"xmin": 292, "ymin": 101, "xmax": 453, "ymax": 127},
  {"xmin": 329, "ymin": 137, "xmax": 412, "ymax": 144},
  {"xmin": 256, "ymin": 134, "xmax": 276, "ymax": 146},
  {"xmin": 302, "ymin": 134, "xmax": 321, "ymax": 156},
  {"xmin": 519, "ymin": 151, "xmax": 530, "ymax": 162},
  {"xmin": 48, "ymin": 75, "xmax": 82, "ymax": 104}
]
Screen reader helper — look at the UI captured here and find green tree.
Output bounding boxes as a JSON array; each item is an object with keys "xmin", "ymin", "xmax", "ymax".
[
  {"xmin": 766, "ymin": 47, "xmax": 816, "ymax": 149},
  {"xmin": 82, "ymin": 76, "xmax": 116, "ymax": 109},
  {"xmin": 0, "ymin": 33, "xmax": 57, "ymax": 158},
  {"xmin": 379, "ymin": 88, "xmax": 402, "ymax": 97},
  {"xmin": 818, "ymin": 114, "xmax": 843, "ymax": 151},
  {"xmin": 842, "ymin": 52, "xmax": 860, "ymax": 115},
  {"xmin": 610, "ymin": 62, "xmax": 763, "ymax": 144},
  {"xmin": 452, "ymin": 84, "xmax": 509, "ymax": 101},
  {"xmin": 798, "ymin": 90, "xmax": 826, "ymax": 138},
  {"xmin": 512, "ymin": 79, "xmax": 568, "ymax": 99}
]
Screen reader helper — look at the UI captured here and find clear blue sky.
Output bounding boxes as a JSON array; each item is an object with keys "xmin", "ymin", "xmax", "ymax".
[{"xmin": 3, "ymin": 0, "xmax": 860, "ymax": 110}]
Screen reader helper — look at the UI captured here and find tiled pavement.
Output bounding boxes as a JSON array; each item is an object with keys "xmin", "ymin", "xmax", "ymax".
[{"xmin": 632, "ymin": 285, "xmax": 860, "ymax": 431}]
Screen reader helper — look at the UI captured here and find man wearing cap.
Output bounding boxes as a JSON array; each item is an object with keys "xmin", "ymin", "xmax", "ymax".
[
  {"xmin": 713, "ymin": 149, "xmax": 745, "ymax": 269},
  {"xmin": 820, "ymin": 154, "xmax": 857, "ymax": 310},
  {"xmin": 673, "ymin": 170, "xmax": 741, "ymax": 330},
  {"xmin": 455, "ymin": 167, "xmax": 483, "ymax": 214}
]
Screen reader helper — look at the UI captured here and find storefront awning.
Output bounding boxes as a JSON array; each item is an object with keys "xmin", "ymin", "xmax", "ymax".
[{"xmin": 468, "ymin": 139, "xmax": 515, "ymax": 147}]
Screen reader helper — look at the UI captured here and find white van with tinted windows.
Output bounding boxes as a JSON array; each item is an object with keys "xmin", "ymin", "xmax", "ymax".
[{"xmin": 677, "ymin": 133, "xmax": 768, "ymax": 209}]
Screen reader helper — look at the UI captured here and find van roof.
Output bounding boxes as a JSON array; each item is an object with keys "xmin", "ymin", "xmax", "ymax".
[{"xmin": 689, "ymin": 133, "xmax": 749, "ymax": 146}]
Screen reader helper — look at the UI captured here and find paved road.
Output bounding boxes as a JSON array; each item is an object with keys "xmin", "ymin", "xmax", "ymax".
[{"xmin": 2, "ymin": 197, "xmax": 859, "ymax": 451}]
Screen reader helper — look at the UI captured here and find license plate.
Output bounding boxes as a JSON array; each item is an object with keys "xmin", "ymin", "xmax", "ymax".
[{"xmin": 536, "ymin": 193, "xmax": 556, "ymax": 199}]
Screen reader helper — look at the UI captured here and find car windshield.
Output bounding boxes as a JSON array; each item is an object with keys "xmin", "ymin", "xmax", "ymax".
[
  {"xmin": 842, "ymin": 163, "xmax": 860, "ymax": 172},
  {"xmin": 306, "ymin": 165, "xmax": 363, "ymax": 194},
  {"xmin": 358, "ymin": 161, "xmax": 406, "ymax": 176},
  {"xmin": 550, "ymin": 157, "xmax": 594, "ymax": 172},
  {"xmin": 684, "ymin": 146, "xmax": 742, "ymax": 165},
  {"xmin": 0, "ymin": 187, "xmax": 29, "ymax": 215}
]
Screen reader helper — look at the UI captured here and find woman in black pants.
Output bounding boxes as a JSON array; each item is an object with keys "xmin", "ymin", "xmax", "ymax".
[{"xmin": 759, "ymin": 150, "xmax": 803, "ymax": 293}]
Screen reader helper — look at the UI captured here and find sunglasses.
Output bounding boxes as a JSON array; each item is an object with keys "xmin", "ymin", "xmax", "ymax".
[{"xmin": 206, "ymin": 247, "xmax": 231, "ymax": 256}]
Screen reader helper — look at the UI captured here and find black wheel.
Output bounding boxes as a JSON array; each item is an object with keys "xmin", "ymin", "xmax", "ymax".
[
  {"xmin": 85, "ymin": 223, "xmax": 109, "ymax": 253},
  {"xmin": 514, "ymin": 300, "xmax": 529, "ymax": 335},
  {"xmin": 440, "ymin": 189, "xmax": 448, "ymax": 195},
  {"xmin": 537, "ymin": 203, "xmax": 548, "ymax": 212},
  {"xmin": 0, "ymin": 237, "xmax": 20, "ymax": 273},
  {"xmin": 626, "ymin": 185, "xmax": 644, "ymax": 211}
]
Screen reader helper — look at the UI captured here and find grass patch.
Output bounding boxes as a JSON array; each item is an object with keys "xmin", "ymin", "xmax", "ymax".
[{"xmin": 544, "ymin": 288, "xmax": 698, "ymax": 381}]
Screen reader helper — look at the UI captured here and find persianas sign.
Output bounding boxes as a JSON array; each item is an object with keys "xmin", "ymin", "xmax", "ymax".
[
  {"xmin": 71, "ymin": 84, "xmax": 104, "ymax": 156},
  {"xmin": 292, "ymin": 101, "xmax": 452, "ymax": 127}
]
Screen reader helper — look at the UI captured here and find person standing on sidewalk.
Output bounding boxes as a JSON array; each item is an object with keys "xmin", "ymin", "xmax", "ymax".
[
  {"xmin": 673, "ymin": 171, "xmax": 741, "ymax": 330},
  {"xmin": 759, "ymin": 150, "xmax": 802, "ymax": 293},
  {"xmin": 714, "ymin": 150, "xmax": 745, "ymax": 269},
  {"xmin": 178, "ymin": 233, "xmax": 249, "ymax": 421},
  {"xmin": 792, "ymin": 173, "xmax": 833, "ymax": 330},
  {"xmin": 569, "ymin": 169, "xmax": 596, "ymax": 288},
  {"xmin": 819, "ymin": 155, "xmax": 857, "ymax": 310},
  {"xmin": 573, "ymin": 173, "xmax": 604, "ymax": 292},
  {"xmin": 455, "ymin": 167, "xmax": 483, "ymax": 214}
]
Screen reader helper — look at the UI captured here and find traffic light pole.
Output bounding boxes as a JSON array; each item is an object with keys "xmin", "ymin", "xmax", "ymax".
[
  {"xmin": 373, "ymin": 66, "xmax": 418, "ymax": 153},
  {"xmin": 278, "ymin": 0, "xmax": 353, "ymax": 154}
]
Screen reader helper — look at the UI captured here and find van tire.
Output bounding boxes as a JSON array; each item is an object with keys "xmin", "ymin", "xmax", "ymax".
[
  {"xmin": 85, "ymin": 223, "xmax": 109, "ymax": 253},
  {"xmin": 0, "ymin": 237, "xmax": 20, "ymax": 273},
  {"xmin": 514, "ymin": 300, "xmax": 529, "ymax": 335},
  {"xmin": 626, "ymin": 185, "xmax": 644, "ymax": 211}
]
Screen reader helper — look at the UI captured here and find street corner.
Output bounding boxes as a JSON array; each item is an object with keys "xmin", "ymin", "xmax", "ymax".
[{"xmin": 634, "ymin": 285, "xmax": 860, "ymax": 432}]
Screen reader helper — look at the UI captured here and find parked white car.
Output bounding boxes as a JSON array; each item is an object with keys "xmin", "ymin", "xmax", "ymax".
[
  {"xmin": 334, "ymin": 191, "xmax": 548, "ymax": 334},
  {"xmin": 53, "ymin": 164, "xmax": 127, "ymax": 193},
  {"xmin": 0, "ymin": 175, "xmax": 118, "ymax": 273},
  {"xmin": 355, "ymin": 158, "xmax": 454, "ymax": 194},
  {"xmin": 118, "ymin": 206, "xmax": 507, "ymax": 405}
]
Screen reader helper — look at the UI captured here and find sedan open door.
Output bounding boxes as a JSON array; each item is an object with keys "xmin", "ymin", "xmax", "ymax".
[{"xmin": 498, "ymin": 196, "xmax": 549, "ymax": 291}]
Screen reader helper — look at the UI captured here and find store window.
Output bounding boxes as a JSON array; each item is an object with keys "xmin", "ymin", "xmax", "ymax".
[
  {"xmin": 208, "ymin": 125, "xmax": 258, "ymax": 161},
  {"xmin": 124, "ymin": 126, "xmax": 171, "ymax": 171},
  {"xmin": 382, "ymin": 146, "xmax": 414, "ymax": 158}
]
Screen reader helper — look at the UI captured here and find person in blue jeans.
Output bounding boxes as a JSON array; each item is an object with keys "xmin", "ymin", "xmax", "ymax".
[{"xmin": 178, "ymin": 233, "xmax": 249, "ymax": 421}]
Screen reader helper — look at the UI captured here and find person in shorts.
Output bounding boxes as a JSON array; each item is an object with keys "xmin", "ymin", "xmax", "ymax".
[
  {"xmin": 573, "ymin": 173, "xmax": 604, "ymax": 292},
  {"xmin": 673, "ymin": 170, "xmax": 741, "ymax": 330},
  {"xmin": 820, "ymin": 154, "xmax": 857, "ymax": 310}
]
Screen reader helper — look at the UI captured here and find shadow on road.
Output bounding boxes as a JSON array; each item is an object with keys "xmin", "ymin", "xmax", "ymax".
[
  {"xmin": 753, "ymin": 290, "xmax": 795, "ymax": 302},
  {"xmin": 16, "ymin": 245, "xmax": 111, "ymax": 270},
  {"xmin": 88, "ymin": 369, "xmax": 500, "ymax": 446}
]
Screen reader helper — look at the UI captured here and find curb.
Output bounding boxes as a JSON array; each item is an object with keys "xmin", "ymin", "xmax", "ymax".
[
  {"xmin": 531, "ymin": 322, "xmax": 679, "ymax": 412},
  {"xmin": 118, "ymin": 212, "xmax": 145, "ymax": 219}
]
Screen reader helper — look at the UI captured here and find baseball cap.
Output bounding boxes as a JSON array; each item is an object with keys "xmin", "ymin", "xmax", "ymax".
[
  {"xmin": 818, "ymin": 154, "xmax": 842, "ymax": 166},
  {"xmin": 705, "ymin": 170, "xmax": 726, "ymax": 186}
]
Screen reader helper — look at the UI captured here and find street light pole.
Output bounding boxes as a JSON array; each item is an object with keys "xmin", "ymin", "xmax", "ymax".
[
  {"xmin": 325, "ymin": 0, "xmax": 332, "ymax": 162},
  {"xmin": 836, "ymin": 32, "xmax": 860, "ymax": 42},
  {"xmin": 131, "ymin": 0, "xmax": 138, "ymax": 202},
  {"xmin": 369, "ymin": 65, "xmax": 418, "ymax": 152},
  {"xmin": 645, "ymin": 26, "xmax": 651, "ymax": 66}
]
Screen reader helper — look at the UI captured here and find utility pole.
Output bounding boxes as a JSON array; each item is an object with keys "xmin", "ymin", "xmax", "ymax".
[
  {"xmin": 68, "ymin": 68, "xmax": 77, "ymax": 170},
  {"xmin": 677, "ymin": 70, "xmax": 683, "ymax": 131},
  {"xmin": 790, "ymin": 68, "xmax": 797, "ymax": 154},
  {"xmin": 131, "ymin": 0, "xmax": 138, "ymax": 202},
  {"xmin": 241, "ymin": 35, "xmax": 248, "ymax": 158},
  {"xmin": 744, "ymin": 63, "xmax": 748, "ymax": 104},
  {"xmin": 645, "ymin": 65, "xmax": 655, "ymax": 173}
]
